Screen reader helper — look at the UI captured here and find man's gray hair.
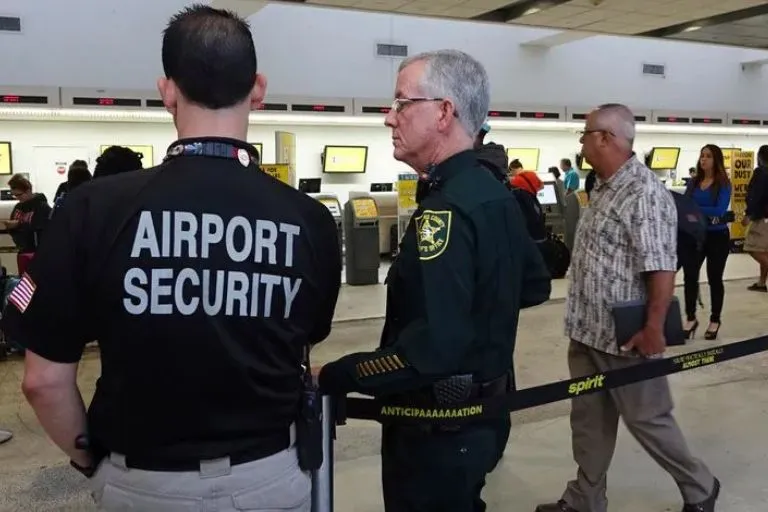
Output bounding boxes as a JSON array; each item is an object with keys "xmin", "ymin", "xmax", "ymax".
[
  {"xmin": 594, "ymin": 103, "xmax": 636, "ymax": 149},
  {"xmin": 398, "ymin": 49, "xmax": 490, "ymax": 137}
]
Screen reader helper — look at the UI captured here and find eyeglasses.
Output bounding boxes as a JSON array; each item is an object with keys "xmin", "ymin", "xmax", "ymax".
[{"xmin": 391, "ymin": 97, "xmax": 458, "ymax": 117}]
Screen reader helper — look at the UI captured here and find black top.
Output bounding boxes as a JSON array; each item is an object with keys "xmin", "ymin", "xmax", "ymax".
[
  {"xmin": 3, "ymin": 137, "xmax": 342, "ymax": 462},
  {"xmin": 318, "ymin": 150, "xmax": 551, "ymax": 398},
  {"xmin": 746, "ymin": 165, "xmax": 768, "ymax": 221},
  {"xmin": 511, "ymin": 188, "xmax": 547, "ymax": 242},
  {"xmin": 9, "ymin": 193, "xmax": 51, "ymax": 252}
]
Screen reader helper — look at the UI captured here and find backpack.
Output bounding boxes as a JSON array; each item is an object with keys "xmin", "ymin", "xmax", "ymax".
[{"xmin": 539, "ymin": 233, "xmax": 571, "ymax": 279}]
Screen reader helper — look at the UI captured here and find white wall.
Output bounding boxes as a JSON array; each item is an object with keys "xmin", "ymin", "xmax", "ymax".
[
  {"xmin": 2, "ymin": 1, "xmax": 768, "ymax": 112},
  {"xmin": 2, "ymin": 119, "xmax": 763, "ymax": 206}
]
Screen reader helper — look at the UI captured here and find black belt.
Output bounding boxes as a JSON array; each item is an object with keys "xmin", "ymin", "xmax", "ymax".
[{"xmin": 113, "ymin": 429, "xmax": 290, "ymax": 472}]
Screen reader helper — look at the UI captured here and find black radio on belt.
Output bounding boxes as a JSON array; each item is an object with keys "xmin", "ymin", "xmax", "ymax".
[{"xmin": 295, "ymin": 346, "xmax": 323, "ymax": 471}]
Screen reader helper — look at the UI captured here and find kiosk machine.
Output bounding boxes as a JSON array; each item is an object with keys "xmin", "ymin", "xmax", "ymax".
[
  {"xmin": 310, "ymin": 193, "xmax": 344, "ymax": 257},
  {"xmin": 539, "ymin": 180, "xmax": 580, "ymax": 252},
  {"xmin": 343, "ymin": 196, "xmax": 380, "ymax": 285}
]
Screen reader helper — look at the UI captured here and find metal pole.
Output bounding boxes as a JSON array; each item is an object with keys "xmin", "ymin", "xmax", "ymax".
[{"xmin": 311, "ymin": 394, "xmax": 335, "ymax": 512}]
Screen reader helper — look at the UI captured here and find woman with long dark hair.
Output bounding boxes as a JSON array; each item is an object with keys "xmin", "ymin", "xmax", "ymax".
[{"xmin": 681, "ymin": 144, "xmax": 732, "ymax": 340}]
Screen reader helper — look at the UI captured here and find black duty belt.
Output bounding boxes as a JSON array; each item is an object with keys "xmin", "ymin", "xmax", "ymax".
[
  {"xmin": 335, "ymin": 335, "xmax": 768, "ymax": 426},
  {"xmin": 114, "ymin": 429, "xmax": 290, "ymax": 472}
]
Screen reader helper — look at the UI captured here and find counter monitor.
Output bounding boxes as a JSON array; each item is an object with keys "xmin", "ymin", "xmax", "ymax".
[
  {"xmin": 647, "ymin": 147, "xmax": 681, "ymax": 170},
  {"xmin": 322, "ymin": 145, "xmax": 368, "ymax": 173},
  {"xmin": 299, "ymin": 178, "xmax": 321, "ymax": 193},
  {"xmin": 371, "ymin": 182, "xmax": 393, "ymax": 192},
  {"xmin": 506, "ymin": 148, "xmax": 540, "ymax": 172},
  {"xmin": 537, "ymin": 183, "xmax": 558, "ymax": 206},
  {"xmin": 577, "ymin": 153, "xmax": 593, "ymax": 171}
]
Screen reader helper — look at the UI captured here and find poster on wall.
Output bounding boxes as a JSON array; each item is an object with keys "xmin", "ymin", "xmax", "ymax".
[
  {"xmin": 0, "ymin": 142, "xmax": 13, "ymax": 176},
  {"xmin": 728, "ymin": 150, "xmax": 754, "ymax": 251},
  {"xmin": 260, "ymin": 164, "xmax": 291, "ymax": 185},
  {"xmin": 99, "ymin": 144, "xmax": 154, "ymax": 169}
]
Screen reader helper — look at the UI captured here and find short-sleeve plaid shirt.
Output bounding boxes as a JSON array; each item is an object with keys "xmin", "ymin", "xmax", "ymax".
[{"xmin": 565, "ymin": 155, "xmax": 678, "ymax": 356}]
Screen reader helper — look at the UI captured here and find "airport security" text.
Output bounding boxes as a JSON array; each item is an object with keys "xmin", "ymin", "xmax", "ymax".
[{"xmin": 123, "ymin": 211, "xmax": 303, "ymax": 318}]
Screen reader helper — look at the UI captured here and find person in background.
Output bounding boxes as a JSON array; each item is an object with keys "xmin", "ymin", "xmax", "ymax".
[
  {"xmin": 93, "ymin": 146, "xmax": 144, "ymax": 178},
  {"xmin": 508, "ymin": 158, "xmax": 524, "ymax": 179},
  {"xmin": 743, "ymin": 144, "xmax": 768, "ymax": 292},
  {"xmin": 548, "ymin": 166, "xmax": 567, "ymax": 200},
  {"xmin": 51, "ymin": 165, "xmax": 92, "ymax": 216},
  {"xmin": 560, "ymin": 158, "xmax": 580, "ymax": 195},
  {"xmin": 2, "ymin": 174, "xmax": 51, "ymax": 276},
  {"xmin": 536, "ymin": 103, "xmax": 719, "ymax": 512},
  {"xmin": 475, "ymin": 122, "xmax": 509, "ymax": 185},
  {"xmin": 54, "ymin": 160, "xmax": 90, "ymax": 203},
  {"xmin": 584, "ymin": 168, "xmax": 596, "ymax": 201},
  {"xmin": 681, "ymin": 144, "xmax": 732, "ymax": 340}
]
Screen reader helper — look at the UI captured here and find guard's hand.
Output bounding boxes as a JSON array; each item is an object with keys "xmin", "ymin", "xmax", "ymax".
[
  {"xmin": 742, "ymin": 217, "xmax": 750, "ymax": 227},
  {"xmin": 621, "ymin": 325, "xmax": 666, "ymax": 356},
  {"xmin": 310, "ymin": 366, "xmax": 322, "ymax": 386}
]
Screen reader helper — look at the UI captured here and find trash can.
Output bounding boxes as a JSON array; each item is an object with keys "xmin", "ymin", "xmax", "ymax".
[{"xmin": 344, "ymin": 196, "xmax": 380, "ymax": 285}]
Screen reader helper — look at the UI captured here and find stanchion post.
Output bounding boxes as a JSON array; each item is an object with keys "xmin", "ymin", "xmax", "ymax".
[{"xmin": 311, "ymin": 394, "xmax": 335, "ymax": 512}]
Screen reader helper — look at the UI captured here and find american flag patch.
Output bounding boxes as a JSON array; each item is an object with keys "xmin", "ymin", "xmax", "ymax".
[{"xmin": 8, "ymin": 273, "xmax": 36, "ymax": 313}]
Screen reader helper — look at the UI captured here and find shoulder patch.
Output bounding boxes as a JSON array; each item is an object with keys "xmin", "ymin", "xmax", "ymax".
[{"xmin": 414, "ymin": 209, "xmax": 452, "ymax": 260}]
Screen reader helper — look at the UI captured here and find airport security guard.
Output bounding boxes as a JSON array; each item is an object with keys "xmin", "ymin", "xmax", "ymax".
[
  {"xmin": 4, "ymin": 6, "xmax": 340, "ymax": 511},
  {"xmin": 318, "ymin": 50, "xmax": 551, "ymax": 511}
]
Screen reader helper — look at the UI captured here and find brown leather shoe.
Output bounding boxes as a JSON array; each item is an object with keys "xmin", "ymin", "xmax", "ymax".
[
  {"xmin": 535, "ymin": 501, "xmax": 580, "ymax": 512},
  {"xmin": 682, "ymin": 478, "xmax": 720, "ymax": 512}
]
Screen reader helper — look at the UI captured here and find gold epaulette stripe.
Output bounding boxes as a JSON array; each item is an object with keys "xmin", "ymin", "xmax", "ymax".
[{"xmin": 355, "ymin": 354, "xmax": 409, "ymax": 378}]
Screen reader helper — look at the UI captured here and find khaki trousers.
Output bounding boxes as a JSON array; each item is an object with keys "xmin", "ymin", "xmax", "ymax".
[
  {"xmin": 87, "ymin": 445, "xmax": 310, "ymax": 512},
  {"xmin": 561, "ymin": 341, "xmax": 715, "ymax": 512}
]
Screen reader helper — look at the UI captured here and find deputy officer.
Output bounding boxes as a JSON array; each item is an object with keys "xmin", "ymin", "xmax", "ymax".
[
  {"xmin": 4, "ymin": 5, "xmax": 341, "ymax": 511},
  {"xmin": 318, "ymin": 49, "xmax": 551, "ymax": 511}
]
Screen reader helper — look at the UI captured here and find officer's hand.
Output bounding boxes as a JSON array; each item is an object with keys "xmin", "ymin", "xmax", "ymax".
[
  {"xmin": 621, "ymin": 325, "xmax": 666, "ymax": 356},
  {"xmin": 741, "ymin": 217, "xmax": 750, "ymax": 227},
  {"xmin": 310, "ymin": 366, "xmax": 322, "ymax": 386}
]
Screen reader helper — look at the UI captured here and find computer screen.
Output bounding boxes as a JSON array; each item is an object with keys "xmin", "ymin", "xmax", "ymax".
[
  {"xmin": 648, "ymin": 147, "xmax": 681, "ymax": 170},
  {"xmin": 506, "ymin": 148, "xmax": 540, "ymax": 172},
  {"xmin": 322, "ymin": 145, "xmax": 368, "ymax": 173},
  {"xmin": 298, "ymin": 178, "xmax": 321, "ymax": 193},
  {"xmin": 537, "ymin": 183, "xmax": 558, "ymax": 205},
  {"xmin": 370, "ymin": 182, "xmax": 393, "ymax": 192}
]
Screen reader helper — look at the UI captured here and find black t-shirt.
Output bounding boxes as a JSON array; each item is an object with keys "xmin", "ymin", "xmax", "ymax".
[{"xmin": 2, "ymin": 138, "xmax": 342, "ymax": 462}]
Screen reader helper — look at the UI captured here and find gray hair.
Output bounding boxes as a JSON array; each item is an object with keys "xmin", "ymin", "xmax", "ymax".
[
  {"xmin": 398, "ymin": 49, "xmax": 490, "ymax": 137},
  {"xmin": 593, "ymin": 103, "xmax": 636, "ymax": 149}
]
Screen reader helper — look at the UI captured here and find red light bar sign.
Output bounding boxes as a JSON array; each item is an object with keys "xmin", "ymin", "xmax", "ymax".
[{"xmin": 1, "ymin": 94, "xmax": 49, "ymax": 105}]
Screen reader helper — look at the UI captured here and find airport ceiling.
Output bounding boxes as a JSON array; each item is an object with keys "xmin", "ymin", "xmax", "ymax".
[{"xmin": 284, "ymin": 0, "xmax": 768, "ymax": 49}]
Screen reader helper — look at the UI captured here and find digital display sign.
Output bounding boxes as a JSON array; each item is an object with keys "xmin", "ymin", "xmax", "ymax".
[
  {"xmin": 1, "ymin": 95, "xmax": 48, "ymax": 105},
  {"xmin": 74, "ymin": 97, "xmax": 142, "ymax": 107},
  {"xmin": 256, "ymin": 102, "xmax": 289, "ymax": 112},
  {"xmin": 657, "ymin": 116, "xmax": 690, "ymax": 124},
  {"xmin": 506, "ymin": 148, "xmax": 540, "ymax": 172},
  {"xmin": 322, "ymin": 145, "xmax": 367, "ymax": 173},
  {"xmin": 692, "ymin": 117, "xmax": 723, "ymax": 124},
  {"xmin": 487, "ymin": 110, "xmax": 517, "ymax": 118},
  {"xmin": 292, "ymin": 103, "xmax": 346, "ymax": 113},
  {"xmin": 648, "ymin": 147, "xmax": 681, "ymax": 170},
  {"xmin": 732, "ymin": 118, "xmax": 761, "ymax": 126},
  {"xmin": 519, "ymin": 111, "xmax": 560, "ymax": 120},
  {"xmin": 0, "ymin": 141, "xmax": 12, "ymax": 176},
  {"xmin": 146, "ymin": 99, "xmax": 164, "ymax": 108},
  {"xmin": 571, "ymin": 113, "xmax": 588, "ymax": 121},
  {"xmin": 362, "ymin": 106, "xmax": 392, "ymax": 114}
]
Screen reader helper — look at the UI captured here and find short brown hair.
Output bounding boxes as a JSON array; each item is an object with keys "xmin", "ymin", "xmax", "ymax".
[{"xmin": 7, "ymin": 174, "xmax": 31, "ymax": 192}]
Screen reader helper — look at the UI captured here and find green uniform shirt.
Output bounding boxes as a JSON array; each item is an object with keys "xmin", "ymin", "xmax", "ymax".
[{"xmin": 319, "ymin": 150, "xmax": 551, "ymax": 398}]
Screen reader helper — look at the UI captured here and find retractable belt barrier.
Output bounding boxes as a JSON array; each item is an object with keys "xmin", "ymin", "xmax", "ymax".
[
  {"xmin": 338, "ymin": 334, "xmax": 768, "ymax": 425},
  {"xmin": 310, "ymin": 335, "xmax": 768, "ymax": 511}
]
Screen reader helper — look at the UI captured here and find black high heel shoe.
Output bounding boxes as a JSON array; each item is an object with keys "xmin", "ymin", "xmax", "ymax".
[
  {"xmin": 684, "ymin": 319, "xmax": 699, "ymax": 340},
  {"xmin": 704, "ymin": 322, "xmax": 721, "ymax": 340}
]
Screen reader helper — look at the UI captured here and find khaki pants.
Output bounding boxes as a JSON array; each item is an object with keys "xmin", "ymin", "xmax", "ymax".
[
  {"xmin": 87, "ymin": 446, "xmax": 310, "ymax": 512},
  {"xmin": 561, "ymin": 341, "xmax": 715, "ymax": 512}
]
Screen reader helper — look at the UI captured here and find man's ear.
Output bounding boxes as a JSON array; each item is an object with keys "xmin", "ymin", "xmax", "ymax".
[
  {"xmin": 249, "ymin": 73, "xmax": 268, "ymax": 111},
  {"xmin": 157, "ymin": 78, "xmax": 177, "ymax": 116}
]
